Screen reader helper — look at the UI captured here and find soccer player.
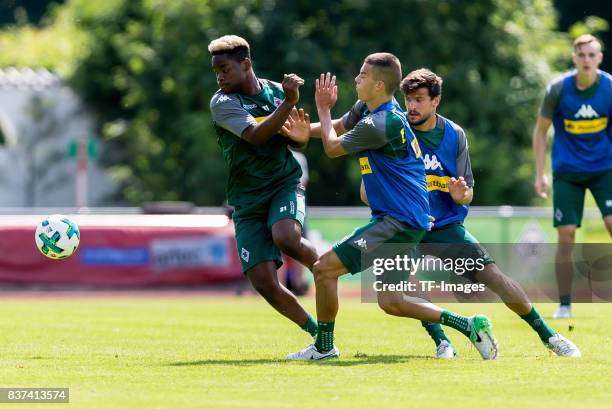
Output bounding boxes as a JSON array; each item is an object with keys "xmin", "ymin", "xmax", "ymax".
[
  {"xmin": 208, "ymin": 35, "xmax": 319, "ymax": 341},
  {"xmin": 282, "ymin": 150, "xmax": 311, "ymax": 296},
  {"xmin": 393, "ymin": 68, "xmax": 580, "ymax": 358},
  {"xmin": 288, "ymin": 54, "xmax": 498, "ymax": 361},
  {"xmin": 532, "ymin": 34, "xmax": 612, "ymax": 319}
]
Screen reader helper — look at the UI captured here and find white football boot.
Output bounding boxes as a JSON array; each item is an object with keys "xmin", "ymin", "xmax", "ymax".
[
  {"xmin": 468, "ymin": 315, "xmax": 498, "ymax": 360},
  {"xmin": 287, "ymin": 344, "xmax": 340, "ymax": 361},
  {"xmin": 552, "ymin": 305, "xmax": 572, "ymax": 319},
  {"xmin": 436, "ymin": 340, "xmax": 456, "ymax": 359},
  {"xmin": 546, "ymin": 333, "xmax": 581, "ymax": 357}
]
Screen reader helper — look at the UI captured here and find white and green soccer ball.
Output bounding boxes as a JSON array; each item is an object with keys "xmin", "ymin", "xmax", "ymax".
[{"xmin": 35, "ymin": 215, "xmax": 81, "ymax": 259}]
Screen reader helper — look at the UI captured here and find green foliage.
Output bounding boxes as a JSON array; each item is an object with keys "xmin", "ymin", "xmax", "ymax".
[
  {"xmin": 568, "ymin": 16, "xmax": 609, "ymax": 41},
  {"xmin": 0, "ymin": 5, "xmax": 89, "ymax": 77},
  {"xmin": 70, "ymin": 0, "xmax": 233, "ymax": 204},
  {"xmin": 1, "ymin": 0, "xmax": 572, "ymax": 205},
  {"xmin": 246, "ymin": 0, "xmax": 570, "ymax": 205}
]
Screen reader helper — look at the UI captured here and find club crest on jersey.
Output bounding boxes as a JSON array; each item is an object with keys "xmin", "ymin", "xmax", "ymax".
[
  {"xmin": 574, "ymin": 104, "xmax": 599, "ymax": 119},
  {"xmin": 241, "ymin": 248, "xmax": 250, "ymax": 262},
  {"xmin": 273, "ymin": 97, "xmax": 282, "ymax": 107}
]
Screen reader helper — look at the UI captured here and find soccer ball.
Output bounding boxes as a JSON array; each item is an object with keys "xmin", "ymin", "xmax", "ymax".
[{"xmin": 35, "ymin": 215, "xmax": 81, "ymax": 259}]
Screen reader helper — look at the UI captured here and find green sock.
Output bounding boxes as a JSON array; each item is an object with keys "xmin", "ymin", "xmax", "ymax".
[
  {"xmin": 315, "ymin": 321, "xmax": 334, "ymax": 353},
  {"xmin": 301, "ymin": 315, "xmax": 318, "ymax": 337},
  {"xmin": 439, "ymin": 310, "xmax": 471, "ymax": 338},
  {"xmin": 520, "ymin": 306, "xmax": 556, "ymax": 343},
  {"xmin": 560, "ymin": 294, "xmax": 571, "ymax": 306},
  {"xmin": 421, "ymin": 321, "xmax": 451, "ymax": 347}
]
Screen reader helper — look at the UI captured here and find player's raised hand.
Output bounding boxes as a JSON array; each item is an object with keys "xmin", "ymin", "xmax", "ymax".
[
  {"xmin": 315, "ymin": 72, "xmax": 337, "ymax": 110},
  {"xmin": 534, "ymin": 174, "xmax": 549, "ymax": 199},
  {"xmin": 282, "ymin": 74, "xmax": 304, "ymax": 105},
  {"xmin": 281, "ymin": 107, "xmax": 311, "ymax": 144},
  {"xmin": 448, "ymin": 176, "xmax": 471, "ymax": 203}
]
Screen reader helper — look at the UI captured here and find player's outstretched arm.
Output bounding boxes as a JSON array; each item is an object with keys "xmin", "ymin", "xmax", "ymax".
[
  {"xmin": 448, "ymin": 176, "xmax": 473, "ymax": 205},
  {"xmin": 281, "ymin": 107, "xmax": 311, "ymax": 148},
  {"xmin": 532, "ymin": 115, "xmax": 552, "ymax": 199},
  {"xmin": 316, "ymin": 72, "xmax": 347, "ymax": 158},
  {"xmin": 309, "ymin": 119, "xmax": 347, "ymax": 138},
  {"xmin": 241, "ymin": 74, "xmax": 304, "ymax": 145}
]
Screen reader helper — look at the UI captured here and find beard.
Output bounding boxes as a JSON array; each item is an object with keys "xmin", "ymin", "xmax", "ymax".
[{"xmin": 408, "ymin": 113, "xmax": 430, "ymax": 127}]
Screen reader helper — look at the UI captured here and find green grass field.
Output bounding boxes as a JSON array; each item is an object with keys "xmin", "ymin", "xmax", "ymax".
[
  {"xmin": 0, "ymin": 295, "xmax": 609, "ymax": 409},
  {"xmin": 309, "ymin": 213, "xmax": 611, "ymax": 244}
]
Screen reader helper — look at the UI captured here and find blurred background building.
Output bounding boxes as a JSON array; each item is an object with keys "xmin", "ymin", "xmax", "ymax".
[{"xmin": 0, "ymin": 67, "xmax": 116, "ymax": 206}]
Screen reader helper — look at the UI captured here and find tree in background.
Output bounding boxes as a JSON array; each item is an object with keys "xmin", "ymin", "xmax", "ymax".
[
  {"xmin": 247, "ymin": 0, "xmax": 570, "ymax": 205},
  {"xmin": 0, "ymin": 0, "xmax": 589, "ymax": 206},
  {"xmin": 554, "ymin": 0, "xmax": 611, "ymax": 71},
  {"xmin": 0, "ymin": 0, "xmax": 65, "ymax": 27}
]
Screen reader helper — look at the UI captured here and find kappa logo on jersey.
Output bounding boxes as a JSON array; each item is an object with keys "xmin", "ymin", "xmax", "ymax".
[
  {"xmin": 574, "ymin": 104, "xmax": 599, "ymax": 119},
  {"xmin": 353, "ymin": 238, "xmax": 367, "ymax": 250},
  {"xmin": 423, "ymin": 154, "xmax": 442, "ymax": 171},
  {"xmin": 241, "ymin": 248, "xmax": 250, "ymax": 263},
  {"xmin": 565, "ymin": 104, "xmax": 607, "ymax": 135},
  {"xmin": 215, "ymin": 94, "xmax": 231, "ymax": 104},
  {"xmin": 362, "ymin": 116, "xmax": 375, "ymax": 127}
]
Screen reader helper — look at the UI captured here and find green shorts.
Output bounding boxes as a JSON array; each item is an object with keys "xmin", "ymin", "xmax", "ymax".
[
  {"xmin": 332, "ymin": 215, "xmax": 426, "ymax": 275},
  {"xmin": 419, "ymin": 222, "xmax": 495, "ymax": 282},
  {"xmin": 553, "ymin": 170, "xmax": 612, "ymax": 227},
  {"xmin": 233, "ymin": 185, "xmax": 306, "ymax": 273}
]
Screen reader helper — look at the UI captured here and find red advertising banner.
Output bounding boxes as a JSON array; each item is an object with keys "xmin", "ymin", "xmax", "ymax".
[{"xmin": 0, "ymin": 215, "xmax": 243, "ymax": 286}]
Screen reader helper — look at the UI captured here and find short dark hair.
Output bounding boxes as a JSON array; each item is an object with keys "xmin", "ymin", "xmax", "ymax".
[
  {"xmin": 400, "ymin": 68, "xmax": 443, "ymax": 98},
  {"xmin": 364, "ymin": 53, "xmax": 402, "ymax": 94},
  {"xmin": 208, "ymin": 35, "xmax": 251, "ymax": 61}
]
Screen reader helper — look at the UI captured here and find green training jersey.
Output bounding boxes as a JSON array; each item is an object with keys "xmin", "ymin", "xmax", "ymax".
[{"xmin": 210, "ymin": 78, "xmax": 301, "ymax": 208}]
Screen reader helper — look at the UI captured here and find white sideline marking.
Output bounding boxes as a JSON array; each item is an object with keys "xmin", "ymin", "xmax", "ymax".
[{"xmin": 0, "ymin": 214, "xmax": 230, "ymax": 228}]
